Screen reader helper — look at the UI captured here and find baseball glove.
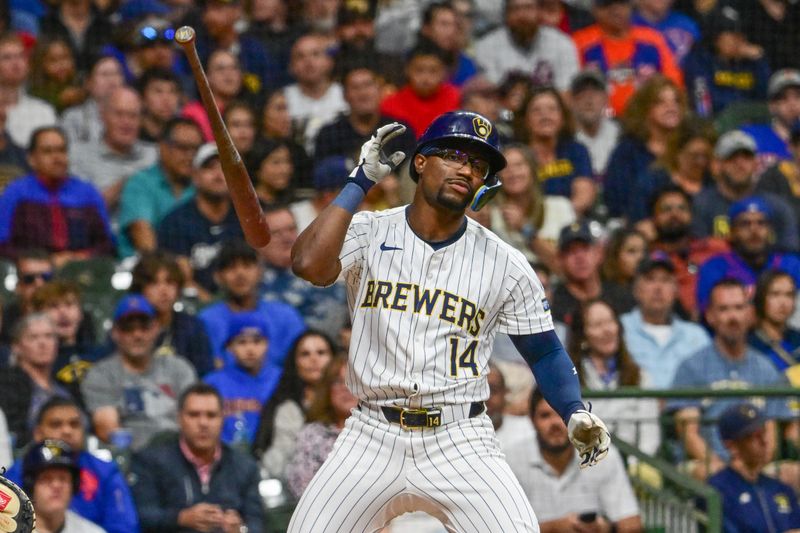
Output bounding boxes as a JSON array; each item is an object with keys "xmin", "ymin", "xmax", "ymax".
[{"xmin": 0, "ymin": 469, "xmax": 35, "ymax": 533}]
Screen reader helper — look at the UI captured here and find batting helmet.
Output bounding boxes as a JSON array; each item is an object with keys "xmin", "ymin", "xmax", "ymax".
[
  {"xmin": 409, "ymin": 111, "xmax": 506, "ymax": 211},
  {"xmin": 22, "ymin": 439, "xmax": 81, "ymax": 496}
]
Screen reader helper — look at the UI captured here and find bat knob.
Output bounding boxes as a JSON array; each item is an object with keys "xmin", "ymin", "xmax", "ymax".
[{"xmin": 174, "ymin": 26, "xmax": 196, "ymax": 44}]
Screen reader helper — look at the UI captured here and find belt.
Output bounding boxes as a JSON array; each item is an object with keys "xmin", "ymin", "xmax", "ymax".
[{"xmin": 378, "ymin": 402, "xmax": 485, "ymax": 429}]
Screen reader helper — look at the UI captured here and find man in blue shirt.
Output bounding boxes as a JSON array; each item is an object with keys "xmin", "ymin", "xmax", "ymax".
[
  {"xmin": 743, "ymin": 69, "xmax": 800, "ymax": 172},
  {"xmin": 5, "ymin": 396, "xmax": 139, "ymax": 533},
  {"xmin": 708, "ymin": 403, "xmax": 800, "ymax": 533},
  {"xmin": 633, "ymin": 0, "xmax": 699, "ymax": 63}
]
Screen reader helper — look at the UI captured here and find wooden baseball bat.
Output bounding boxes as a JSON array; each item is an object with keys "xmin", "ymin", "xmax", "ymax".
[{"xmin": 174, "ymin": 26, "xmax": 271, "ymax": 248}]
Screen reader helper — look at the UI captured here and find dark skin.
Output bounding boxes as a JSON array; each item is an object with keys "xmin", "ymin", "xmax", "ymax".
[{"xmin": 291, "ymin": 147, "xmax": 486, "ymax": 286}]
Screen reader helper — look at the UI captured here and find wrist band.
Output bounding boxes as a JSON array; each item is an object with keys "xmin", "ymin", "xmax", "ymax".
[
  {"xmin": 347, "ymin": 166, "xmax": 376, "ymax": 194},
  {"xmin": 332, "ymin": 182, "xmax": 366, "ymax": 213}
]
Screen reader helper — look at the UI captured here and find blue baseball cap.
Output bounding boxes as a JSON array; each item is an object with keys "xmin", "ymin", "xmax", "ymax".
[
  {"xmin": 728, "ymin": 196, "xmax": 772, "ymax": 223},
  {"xmin": 113, "ymin": 295, "xmax": 156, "ymax": 322},
  {"xmin": 719, "ymin": 403, "xmax": 767, "ymax": 441},
  {"xmin": 313, "ymin": 156, "xmax": 352, "ymax": 191},
  {"xmin": 225, "ymin": 312, "xmax": 269, "ymax": 345}
]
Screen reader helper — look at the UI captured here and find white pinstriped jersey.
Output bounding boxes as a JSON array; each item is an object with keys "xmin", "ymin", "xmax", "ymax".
[{"xmin": 339, "ymin": 205, "xmax": 553, "ymax": 408}]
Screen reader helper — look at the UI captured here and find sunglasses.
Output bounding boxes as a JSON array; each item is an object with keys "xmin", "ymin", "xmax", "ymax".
[{"xmin": 19, "ymin": 271, "xmax": 54, "ymax": 285}]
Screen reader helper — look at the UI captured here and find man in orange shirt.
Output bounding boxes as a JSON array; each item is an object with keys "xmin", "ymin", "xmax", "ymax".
[{"xmin": 572, "ymin": 0, "xmax": 683, "ymax": 116}]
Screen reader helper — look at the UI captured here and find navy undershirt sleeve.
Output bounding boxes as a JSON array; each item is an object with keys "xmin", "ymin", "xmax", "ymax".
[{"xmin": 509, "ymin": 330, "xmax": 585, "ymax": 423}]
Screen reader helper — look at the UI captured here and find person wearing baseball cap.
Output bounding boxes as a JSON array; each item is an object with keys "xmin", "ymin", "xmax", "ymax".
[
  {"xmin": 757, "ymin": 120, "xmax": 800, "ymax": 227},
  {"xmin": 696, "ymin": 195, "xmax": 800, "ymax": 312},
  {"xmin": 81, "ymin": 294, "xmax": 197, "ymax": 450},
  {"xmin": 571, "ymin": 69, "xmax": 620, "ymax": 175},
  {"xmin": 740, "ymin": 68, "xmax": 800, "ymax": 170},
  {"xmin": 708, "ymin": 403, "xmax": 800, "ymax": 532}
]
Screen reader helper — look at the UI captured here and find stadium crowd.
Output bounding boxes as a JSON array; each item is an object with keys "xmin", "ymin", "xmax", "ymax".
[{"xmin": 1, "ymin": 0, "xmax": 800, "ymax": 530}]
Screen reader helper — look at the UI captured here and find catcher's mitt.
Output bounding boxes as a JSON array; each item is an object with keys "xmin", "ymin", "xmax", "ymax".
[{"xmin": 0, "ymin": 469, "xmax": 35, "ymax": 533}]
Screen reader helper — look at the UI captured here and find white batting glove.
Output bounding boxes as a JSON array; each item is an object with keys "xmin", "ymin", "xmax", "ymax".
[
  {"xmin": 567, "ymin": 408, "xmax": 611, "ymax": 469},
  {"xmin": 348, "ymin": 122, "xmax": 407, "ymax": 192}
]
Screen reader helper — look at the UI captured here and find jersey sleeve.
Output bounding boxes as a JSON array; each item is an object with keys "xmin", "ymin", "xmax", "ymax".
[
  {"xmin": 495, "ymin": 252, "xmax": 554, "ymax": 335},
  {"xmin": 338, "ymin": 211, "xmax": 372, "ymax": 278}
]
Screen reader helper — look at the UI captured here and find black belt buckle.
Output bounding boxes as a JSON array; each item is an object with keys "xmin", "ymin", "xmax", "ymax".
[{"xmin": 399, "ymin": 407, "xmax": 442, "ymax": 429}]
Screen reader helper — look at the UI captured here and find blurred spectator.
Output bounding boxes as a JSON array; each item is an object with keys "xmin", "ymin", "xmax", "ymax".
[
  {"xmin": 621, "ymin": 252, "xmax": 711, "ymax": 389},
  {"xmin": 222, "ymin": 101, "xmax": 258, "ymax": 161},
  {"xmin": 373, "ymin": 0, "xmax": 426, "ymax": 55},
  {"xmin": 0, "ymin": 33, "xmax": 57, "ymax": 148},
  {"xmin": 0, "ymin": 249, "xmax": 54, "ymax": 347},
  {"xmin": 28, "ymin": 37, "xmax": 85, "ymax": 113},
  {"xmin": 516, "ymin": 86, "xmax": 595, "ymax": 216},
  {"xmin": 286, "ymin": 355, "xmax": 356, "ymax": 498},
  {"xmin": 604, "ymin": 76, "xmax": 685, "ymax": 220},
  {"xmin": 600, "ymin": 227, "xmax": 647, "ymax": 293},
  {"xmin": 648, "ymin": 184, "xmax": 729, "ymax": 319},
  {"xmin": 634, "ymin": 118, "xmax": 715, "ymax": 223},
  {"xmin": 709, "ymin": 403, "xmax": 800, "ymax": 532},
  {"xmin": 569, "ymin": 299, "xmax": 661, "ymax": 455},
  {"xmin": 380, "ymin": 42, "xmax": 460, "ymax": 138},
  {"xmin": 157, "ymin": 143, "xmax": 245, "ymax": 298},
  {"xmin": 191, "ymin": 0, "xmax": 278, "ymax": 96},
  {"xmin": 505, "ymin": 388, "xmax": 642, "ymax": 532},
  {"xmin": 742, "ymin": 69, "xmax": 800, "ymax": 171},
  {"xmin": 38, "ymin": 0, "xmax": 111, "ymax": 74},
  {"xmin": 60, "ymin": 54, "xmax": 124, "ymax": 145},
  {"xmin": 30, "ymin": 281, "xmax": 98, "ymax": 401},
  {"xmin": 460, "ymin": 77, "xmax": 505, "ymax": 130},
  {"xmin": 5, "ymin": 397, "xmax": 139, "ymax": 533},
  {"xmin": 242, "ymin": 0, "xmax": 299, "ymax": 90},
  {"xmin": 418, "ymin": 1, "xmax": 478, "ymax": 86},
  {"xmin": 334, "ymin": 0, "xmax": 405, "ymax": 87},
  {"xmin": 749, "ymin": 270, "xmax": 800, "ymax": 382},
  {"xmin": 669, "ymin": 279, "xmax": 794, "ymax": 479},
  {"xmin": 633, "ymin": 0, "xmax": 699, "ymax": 63},
  {"xmin": 253, "ymin": 330, "xmax": 335, "ymax": 480},
  {"xmin": 486, "ymin": 362, "xmax": 535, "ymax": 451},
  {"xmin": 0, "ymin": 408, "xmax": 10, "ymax": 469},
  {"xmin": 682, "ymin": 5, "xmax": 770, "ymax": 118},
  {"xmin": 696, "ymin": 197, "xmax": 800, "ymax": 314},
  {"xmin": 315, "ymin": 65, "xmax": 415, "ymax": 164},
  {"xmin": 732, "ymin": 0, "xmax": 800, "ymax": 71},
  {"xmin": 0, "ymin": 127, "xmax": 114, "ymax": 264},
  {"xmin": 0, "ymin": 88, "xmax": 30, "ymax": 188},
  {"xmin": 259, "ymin": 88, "xmax": 313, "ymax": 188},
  {"xmin": 571, "ymin": 70, "xmax": 619, "ymax": 177},
  {"xmin": 128, "ymin": 252, "xmax": 214, "ymax": 376},
  {"xmin": 22, "ymin": 439, "xmax": 106, "ymax": 533},
  {"xmin": 473, "ymin": 0, "xmax": 580, "ymax": 91},
  {"xmin": 551, "ymin": 222, "xmax": 635, "ymax": 327},
  {"xmin": 118, "ymin": 117, "xmax": 201, "ymax": 258},
  {"xmin": 693, "ymin": 132, "xmax": 799, "ymax": 249},
  {"xmin": 249, "ymin": 139, "xmax": 296, "ymax": 205},
  {"xmin": 182, "ymin": 49, "xmax": 242, "ymax": 142},
  {"xmin": 301, "ymin": 0, "xmax": 339, "ymax": 33},
  {"xmin": 285, "ymin": 33, "xmax": 348, "ymax": 152},
  {"xmin": 489, "ymin": 143, "xmax": 575, "ymax": 271},
  {"xmin": 124, "ymin": 18, "xmax": 181, "ymax": 83},
  {"xmin": 137, "ymin": 68, "xmax": 182, "ymax": 144},
  {"xmin": 69, "ymin": 86, "xmax": 158, "ymax": 211},
  {"xmin": 260, "ymin": 204, "xmax": 349, "ymax": 338},
  {"xmin": 757, "ymin": 122, "xmax": 800, "ymax": 224},
  {"xmin": 0, "ymin": 313, "xmax": 71, "ymax": 447},
  {"xmin": 537, "ymin": 0, "xmax": 593, "ymax": 34},
  {"xmin": 204, "ymin": 312, "xmax": 281, "ymax": 446},
  {"xmin": 130, "ymin": 383, "xmax": 264, "ymax": 533},
  {"xmin": 198, "ymin": 240, "xmax": 305, "ymax": 368},
  {"xmin": 573, "ymin": 0, "xmax": 683, "ymax": 116},
  {"xmin": 81, "ymin": 295, "xmax": 197, "ymax": 450}
]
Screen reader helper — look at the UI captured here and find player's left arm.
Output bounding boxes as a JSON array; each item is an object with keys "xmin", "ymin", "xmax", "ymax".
[{"xmin": 509, "ymin": 331, "xmax": 611, "ymax": 468}]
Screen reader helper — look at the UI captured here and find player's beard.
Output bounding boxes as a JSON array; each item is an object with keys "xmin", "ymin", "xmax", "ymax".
[{"xmin": 436, "ymin": 185, "xmax": 471, "ymax": 212}]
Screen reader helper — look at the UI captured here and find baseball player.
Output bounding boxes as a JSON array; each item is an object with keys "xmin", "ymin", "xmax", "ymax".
[{"xmin": 289, "ymin": 111, "xmax": 611, "ymax": 532}]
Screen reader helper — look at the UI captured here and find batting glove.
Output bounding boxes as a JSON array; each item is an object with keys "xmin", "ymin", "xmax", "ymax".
[
  {"xmin": 348, "ymin": 122, "xmax": 407, "ymax": 193},
  {"xmin": 567, "ymin": 407, "xmax": 611, "ymax": 469}
]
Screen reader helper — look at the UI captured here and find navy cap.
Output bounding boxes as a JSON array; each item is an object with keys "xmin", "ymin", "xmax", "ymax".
[
  {"xmin": 313, "ymin": 156, "xmax": 352, "ymax": 191},
  {"xmin": 728, "ymin": 196, "xmax": 772, "ymax": 223},
  {"xmin": 118, "ymin": 0, "xmax": 171, "ymax": 21},
  {"xmin": 636, "ymin": 251, "xmax": 675, "ymax": 276},
  {"xmin": 558, "ymin": 221, "xmax": 595, "ymax": 251},
  {"xmin": 719, "ymin": 403, "xmax": 767, "ymax": 441},
  {"xmin": 225, "ymin": 312, "xmax": 269, "ymax": 345},
  {"xmin": 570, "ymin": 69, "xmax": 607, "ymax": 94},
  {"xmin": 113, "ymin": 295, "xmax": 156, "ymax": 322}
]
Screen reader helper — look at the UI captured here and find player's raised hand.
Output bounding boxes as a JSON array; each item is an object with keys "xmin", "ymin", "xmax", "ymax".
[
  {"xmin": 567, "ymin": 408, "xmax": 611, "ymax": 469},
  {"xmin": 349, "ymin": 123, "xmax": 407, "ymax": 191}
]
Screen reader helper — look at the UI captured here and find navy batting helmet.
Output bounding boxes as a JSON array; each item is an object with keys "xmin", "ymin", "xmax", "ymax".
[
  {"xmin": 22, "ymin": 439, "xmax": 81, "ymax": 496},
  {"xmin": 410, "ymin": 111, "xmax": 506, "ymax": 210}
]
